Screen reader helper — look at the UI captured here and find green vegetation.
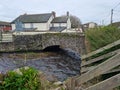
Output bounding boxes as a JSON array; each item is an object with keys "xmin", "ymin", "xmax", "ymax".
[
  {"xmin": 0, "ymin": 67, "xmax": 40, "ymax": 90},
  {"xmin": 0, "ymin": 67, "xmax": 64, "ymax": 90},
  {"xmin": 85, "ymin": 26, "xmax": 120, "ymax": 52}
]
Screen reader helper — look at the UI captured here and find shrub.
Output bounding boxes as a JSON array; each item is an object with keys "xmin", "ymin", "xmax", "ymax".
[{"xmin": 0, "ymin": 67, "xmax": 40, "ymax": 90}]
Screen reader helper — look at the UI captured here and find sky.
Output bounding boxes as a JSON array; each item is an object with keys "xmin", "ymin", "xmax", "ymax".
[{"xmin": 0, "ymin": 0, "xmax": 120, "ymax": 25}]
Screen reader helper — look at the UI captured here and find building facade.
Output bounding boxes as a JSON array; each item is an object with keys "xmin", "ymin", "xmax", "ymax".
[
  {"xmin": 11, "ymin": 12, "xmax": 71, "ymax": 32},
  {"xmin": 83, "ymin": 22, "xmax": 97, "ymax": 30},
  {"xmin": 0, "ymin": 21, "xmax": 12, "ymax": 31}
]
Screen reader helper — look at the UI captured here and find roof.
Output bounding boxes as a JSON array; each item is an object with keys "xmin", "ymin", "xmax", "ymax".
[
  {"xmin": 0, "ymin": 21, "xmax": 11, "ymax": 26},
  {"xmin": 51, "ymin": 16, "xmax": 68, "ymax": 23},
  {"xmin": 11, "ymin": 13, "xmax": 52, "ymax": 23},
  {"xmin": 50, "ymin": 27, "xmax": 66, "ymax": 32}
]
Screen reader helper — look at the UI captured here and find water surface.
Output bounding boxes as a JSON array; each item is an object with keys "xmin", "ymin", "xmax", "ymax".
[{"xmin": 0, "ymin": 50, "xmax": 81, "ymax": 81}]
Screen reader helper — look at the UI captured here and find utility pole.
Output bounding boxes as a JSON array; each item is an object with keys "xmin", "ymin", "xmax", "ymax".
[{"xmin": 110, "ymin": 9, "xmax": 113, "ymax": 24}]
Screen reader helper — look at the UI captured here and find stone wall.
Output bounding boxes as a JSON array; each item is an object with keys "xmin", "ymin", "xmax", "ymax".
[
  {"xmin": 41, "ymin": 33, "xmax": 86, "ymax": 54},
  {"xmin": 0, "ymin": 42, "xmax": 14, "ymax": 51},
  {"xmin": 14, "ymin": 34, "xmax": 43, "ymax": 50},
  {"xmin": 0, "ymin": 33, "xmax": 86, "ymax": 55}
]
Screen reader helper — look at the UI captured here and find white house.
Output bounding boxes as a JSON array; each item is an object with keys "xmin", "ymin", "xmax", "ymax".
[
  {"xmin": 50, "ymin": 12, "xmax": 71, "ymax": 32},
  {"xmin": 11, "ymin": 12, "xmax": 55, "ymax": 31},
  {"xmin": 11, "ymin": 12, "xmax": 71, "ymax": 32},
  {"xmin": 83, "ymin": 22, "xmax": 97, "ymax": 30}
]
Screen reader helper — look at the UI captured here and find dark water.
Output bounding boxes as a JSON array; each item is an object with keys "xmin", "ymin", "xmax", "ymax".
[{"xmin": 0, "ymin": 49, "xmax": 81, "ymax": 81}]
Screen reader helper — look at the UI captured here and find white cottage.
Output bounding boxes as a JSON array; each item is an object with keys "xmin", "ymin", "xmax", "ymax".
[
  {"xmin": 11, "ymin": 12, "xmax": 54, "ymax": 31},
  {"xmin": 83, "ymin": 22, "xmax": 97, "ymax": 30},
  {"xmin": 50, "ymin": 12, "xmax": 71, "ymax": 32}
]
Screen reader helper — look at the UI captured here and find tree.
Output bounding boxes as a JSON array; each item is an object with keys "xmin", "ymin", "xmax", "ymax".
[
  {"xmin": 70, "ymin": 15, "xmax": 82, "ymax": 28},
  {"xmin": 61, "ymin": 15, "xmax": 82, "ymax": 28}
]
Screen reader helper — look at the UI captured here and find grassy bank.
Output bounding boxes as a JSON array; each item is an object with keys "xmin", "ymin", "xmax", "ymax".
[{"xmin": 85, "ymin": 26, "xmax": 120, "ymax": 52}]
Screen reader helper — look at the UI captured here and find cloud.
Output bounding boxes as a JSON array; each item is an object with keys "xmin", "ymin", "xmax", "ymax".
[{"xmin": 0, "ymin": 0, "xmax": 120, "ymax": 24}]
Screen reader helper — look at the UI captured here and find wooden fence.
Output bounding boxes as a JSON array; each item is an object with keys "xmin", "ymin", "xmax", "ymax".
[{"xmin": 64, "ymin": 39, "xmax": 120, "ymax": 90}]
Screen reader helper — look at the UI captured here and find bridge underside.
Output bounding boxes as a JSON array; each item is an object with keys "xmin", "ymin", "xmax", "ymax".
[{"xmin": 43, "ymin": 45, "xmax": 61, "ymax": 52}]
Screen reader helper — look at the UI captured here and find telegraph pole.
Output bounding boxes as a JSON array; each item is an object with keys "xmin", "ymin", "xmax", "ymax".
[{"xmin": 110, "ymin": 9, "xmax": 113, "ymax": 24}]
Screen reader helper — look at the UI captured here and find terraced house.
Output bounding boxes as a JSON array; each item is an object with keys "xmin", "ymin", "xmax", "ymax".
[{"xmin": 11, "ymin": 12, "xmax": 71, "ymax": 32}]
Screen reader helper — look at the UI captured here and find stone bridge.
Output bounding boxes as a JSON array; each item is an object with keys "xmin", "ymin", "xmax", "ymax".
[{"xmin": 0, "ymin": 33, "xmax": 86, "ymax": 55}]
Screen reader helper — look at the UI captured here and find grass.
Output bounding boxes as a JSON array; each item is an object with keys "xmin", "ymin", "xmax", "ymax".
[{"xmin": 85, "ymin": 26, "xmax": 120, "ymax": 52}]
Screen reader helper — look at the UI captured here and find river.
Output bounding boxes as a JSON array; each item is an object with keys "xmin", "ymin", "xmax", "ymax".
[{"xmin": 0, "ymin": 49, "xmax": 81, "ymax": 81}]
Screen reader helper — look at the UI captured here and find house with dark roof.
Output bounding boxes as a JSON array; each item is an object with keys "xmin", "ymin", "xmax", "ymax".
[
  {"xmin": 11, "ymin": 11, "xmax": 71, "ymax": 32},
  {"xmin": 11, "ymin": 12, "xmax": 55, "ymax": 31},
  {"xmin": 50, "ymin": 12, "xmax": 71, "ymax": 32},
  {"xmin": 0, "ymin": 21, "xmax": 11, "ymax": 31}
]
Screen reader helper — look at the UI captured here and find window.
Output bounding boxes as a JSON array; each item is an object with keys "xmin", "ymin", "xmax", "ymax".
[
  {"xmin": 30, "ymin": 23, "xmax": 34, "ymax": 28},
  {"xmin": 59, "ymin": 23, "xmax": 61, "ymax": 27},
  {"xmin": 22, "ymin": 24, "xmax": 25, "ymax": 28},
  {"xmin": 52, "ymin": 24, "xmax": 54, "ymax": 27}
]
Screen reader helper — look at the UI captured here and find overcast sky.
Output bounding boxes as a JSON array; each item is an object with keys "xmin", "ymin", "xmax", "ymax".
[{"xmin": 0, "ymin": 0, "xmax": 120, "ymax": 25}]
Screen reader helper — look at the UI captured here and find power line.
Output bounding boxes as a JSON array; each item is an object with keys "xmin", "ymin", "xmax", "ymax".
[
  {"xmin": 110, "ymin": 2, "xmax": 120, "ymax": 24},
  {"xmin": 83, "ymin": 2, "xmax": 120, "ymax": 25},
  {"xmin": 114, "ymin": 10, "xmax": 120, "ymax": 13},
  {"xmin": 113, "ymin": 2, "xmax": 120, "ymax": 9}
]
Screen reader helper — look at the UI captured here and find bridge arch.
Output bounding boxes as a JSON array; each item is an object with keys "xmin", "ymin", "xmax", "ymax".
[{"xmin": 43, "ymin": 45, "xmax": 61, "ymax": 52}]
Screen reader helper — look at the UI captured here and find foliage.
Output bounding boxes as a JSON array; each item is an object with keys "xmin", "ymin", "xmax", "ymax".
[
  {"xmin": 70, "ymin": 15, "xmax": 82, "ymax": 28},
  {"xmin": 0, "ymin": 67, "xmax": 65, "ymax": 90},
  {"xmin": 85, "ymin": 26, "xmax": 120, "ymax": 52},
  {"xmin": 0, "ymin": 67, "xmax": 40, "ymax": 90},
  {"xmin": 60, "ymin": 15, "xmax": 82, "ymax": 28}
]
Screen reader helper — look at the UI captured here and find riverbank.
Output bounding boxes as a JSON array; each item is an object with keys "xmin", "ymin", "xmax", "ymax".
[{"xmin": 0, "ymin": 49, "xmax": 81, "ymax": 82}]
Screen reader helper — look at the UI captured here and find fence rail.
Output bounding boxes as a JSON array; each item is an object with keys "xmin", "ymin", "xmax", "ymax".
[
  {"xmin": 81, "ymin": 49, "xmax": 120, "ymax": 74},
  {"xmin": 81, "ymin": 39, "xmax": 120, "ymax": 60},
  {"xmin": 84, "ymin": 73, "xmax": 120, "ymax": 90},
  {"xmin": 76, "ymin": 53, "xmax": 120, "ymax": 85},
  {"xmin": 81, "ymin": 49, "xmax": 120, "ymax": 67}
]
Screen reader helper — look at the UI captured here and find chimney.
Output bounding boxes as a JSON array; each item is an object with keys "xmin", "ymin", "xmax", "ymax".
[
  {"xmin": 23, "ymin": 13, "xmax": 27, "ymax": 15},
  {"xmin": 52, "ymin": 11, "xmax": 56, "ymax": 18},
  {"xmin": 67, "ymin": 11, "xmax": 69, "ymax": 17}
]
